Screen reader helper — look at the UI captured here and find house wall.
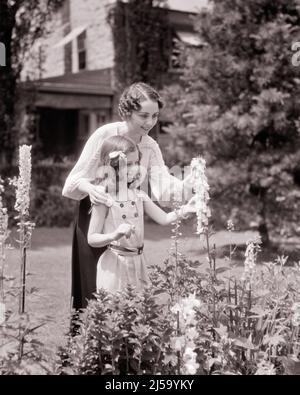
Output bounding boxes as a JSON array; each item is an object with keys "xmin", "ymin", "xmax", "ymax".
[
  {"xmin": 21, "ymin": 14, "xmax": 65, "ymax": 80},
  {"xmin": 70, "ymin": 0, "xmax": 115, "ymax": 72},
  {"xmin": 22, "ymin": 0, "xmax": 115, "ymax": 80}
]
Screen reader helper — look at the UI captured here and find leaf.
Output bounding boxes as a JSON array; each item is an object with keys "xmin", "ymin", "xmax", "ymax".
[
  {"xmin": 281, "ymin": 357, "xmax": 300, "ymax": 375},
  {"xmin": 233, "ymin": 337, "xmax": 257, "ymax": 350},
  {"xmin": 153, "ymin": 289, "xmax": 165, "ymax": 296},
  {"xmin": 249, "ymin": 306, "xmax": 266, "ymax": 316},
  {"xmin": 214, "ymin": 323, "xmax": 228, "ymax": 338},
  {"xmin": 189, "ymin": 260, "xmax": 203, "ymax": 268},
  {"xmin": 213, "ymin": 284, "xmax": 226, "ymax": 293},
  {"xmin": 215, "ymin": 266, "xmax": 231, "ymax": 274},
  {"xmin": 255, "ymin": 290, "xmax": 271, "ymax": 298},
  {"xmin": 263, "ymin": 334, "xmax": 285, "ymax": 346},
  {"xmin": 164, "ymin": 354, "xmax": 178, "ymax": 367},
  {"xmin": 208, "ymin": 356, "xmax": 222, "ymax": 370}
]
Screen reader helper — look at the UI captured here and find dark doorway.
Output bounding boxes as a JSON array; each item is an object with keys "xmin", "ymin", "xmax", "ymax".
[{"xmin": 37, "ymin": 108, "xmax": 78, "ymax": 160}]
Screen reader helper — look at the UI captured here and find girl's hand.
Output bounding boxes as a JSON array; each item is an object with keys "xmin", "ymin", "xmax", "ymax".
[
  {"xmin": 88, "ymin": 184, "xmax": 113, "ymax": 207},
  {"xmin": 114, "ymin": 224, "xmax": 134, "ymax": 240},
  {"xmin": 181, "ymin": 196, "xmax": 197, "ymax": 217}
]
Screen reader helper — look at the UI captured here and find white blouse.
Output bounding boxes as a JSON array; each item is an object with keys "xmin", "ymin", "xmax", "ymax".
[{"xmin": 62, "ymin": 121, "xmax": 189, "ymax": 203}]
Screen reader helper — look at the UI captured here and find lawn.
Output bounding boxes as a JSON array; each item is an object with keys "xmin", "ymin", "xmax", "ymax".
[{"xmin": 4, "ymin": 220, "xmax": 258, "ymax": 358}]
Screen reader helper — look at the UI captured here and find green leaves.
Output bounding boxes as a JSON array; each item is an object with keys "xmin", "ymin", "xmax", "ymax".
[
  {"xmin": 108, "ymin": 0, "xmax": 170, "ymax": 89},
  {"xmin": 163, "ymin": 0, "xmax": 300, "ymax": 240}
]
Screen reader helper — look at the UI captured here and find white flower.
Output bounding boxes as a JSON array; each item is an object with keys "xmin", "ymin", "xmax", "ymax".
[
  {"xmin": 0, "ymin": 302, "xmax": 5, "ymax": 325},
  {"xmin": 241, "ymin": 236, "xmax": 261, "ymax": 286},
  {"xmin": 183, "ymin": 347, "xmax": 200, "ymax": 375},
  {"xmin": 186, "ymin": 327, "xmax": 198, "ymax": 341},
  {"xmin": 170, "ymin": 336, "xmax": 185, "ymax": 352},
  {"xmin": 190, "ymin": 157, "xmax": 211, "ymax": 234},
  {"xmin": 227, "ymin": 219, "xmax": 235, "ymax": 232},
  {"xmin": 0, "ymin": 208, "xmax": 8, "ymax": 243},
  {"xmin": 184, "ymin": 361, "xmax": 198, "ymax": 375},
  {"xmin": 0, "ymin": 178, "xmax": 8, "ymax": 243},
  {"xmin": 15, "ymin": 145, "xmax": 32, "ymax": 218},
  {"xmin": 184, "ymin": 347, "xmax": 195, "ymax": 358},
  {"xmin": 170, "ymin": 294, "xmax": 201, "ymax": 375},
  {"xmin": 291, "ymin": 302, "xmax": 300, "ymax": 326},
  {"xmin": 255, "ymin": 360, "xmax": 276, "ymax": 375},
  {"xmin": 109, "ymin": 151, "xmax": 126, "ymax": 160}
]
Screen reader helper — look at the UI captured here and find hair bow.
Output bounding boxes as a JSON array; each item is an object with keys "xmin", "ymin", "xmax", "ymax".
[{"xmin": 109, "ymin": 151, "xmax": 126, "ymax": 160}]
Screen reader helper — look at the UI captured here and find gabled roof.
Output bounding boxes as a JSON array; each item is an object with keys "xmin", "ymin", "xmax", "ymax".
[{"xmin": 37, "ymin": 68, "xmax": 113, "ymax": 95}]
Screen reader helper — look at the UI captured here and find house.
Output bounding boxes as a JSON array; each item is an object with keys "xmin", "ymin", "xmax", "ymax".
[{"xmin": 23, "ymin": 0, "xmax": 208, "ymax": 159}]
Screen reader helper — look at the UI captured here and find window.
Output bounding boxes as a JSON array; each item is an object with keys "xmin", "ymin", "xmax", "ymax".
[
  {"xmin": 96, "ymin": 112, "xmax": 108, "ymax": 125},
  {"xmin": 169, "ymin": 30, "xmax": 203, "ymax": 71},
  {"xmin": 169, "ymin": 35, "xmax": 182, "ymax": 71},
  {"xmin": 77, "ymin": 31, "xmax": 87, "ymax": 70}
]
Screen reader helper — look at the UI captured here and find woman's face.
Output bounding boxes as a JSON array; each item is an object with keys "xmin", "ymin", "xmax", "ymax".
[{"xmin": 127, "ymin": 99, "xmax": 159, "ymax": 136}]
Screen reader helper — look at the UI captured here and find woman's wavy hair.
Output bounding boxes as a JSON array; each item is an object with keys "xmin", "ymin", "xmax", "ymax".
[
  {"xmin": 118, "ymin": 82, "xmax": 164, "ymax": 119},
  {"xmin": 96, "ymin": 136, "xmax": 141, "ymax": 193}
]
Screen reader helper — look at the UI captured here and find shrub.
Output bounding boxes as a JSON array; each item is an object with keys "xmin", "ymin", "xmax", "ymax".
[
  {"xmin": 57, "ymin": 236, "xmax": 300, "ymax": 375},
  {"xmin": 0, "ymin": 161, "xmax": 76, "ymax": 227}
]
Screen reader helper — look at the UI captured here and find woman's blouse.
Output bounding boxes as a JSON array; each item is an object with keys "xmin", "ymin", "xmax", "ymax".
[{"xmin": 62, "ymin": 121, "xmax": 189, "ymax": 203}]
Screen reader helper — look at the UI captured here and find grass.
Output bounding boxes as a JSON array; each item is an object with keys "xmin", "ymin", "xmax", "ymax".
[{"xmin": 3, "ymin": 219, "xmax": 261, "ymax": 359}]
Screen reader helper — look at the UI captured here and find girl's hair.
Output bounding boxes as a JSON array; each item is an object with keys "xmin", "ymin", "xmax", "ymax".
[
  {"xmin": 99, "ymin": 135, "xmax": 138, "ymax": 166},
  {"xmin": 96, "ymin": 136, "xmax": 141, "ymax": 193},
  {"xmin": 118, "ymin": 82, "xmax": 164, "ymax": 119}
]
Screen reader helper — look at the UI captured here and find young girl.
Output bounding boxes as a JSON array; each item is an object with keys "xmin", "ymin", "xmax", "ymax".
[{"xmin": 88, "ymin": 136, "xmax": 196, "ymax": 293}]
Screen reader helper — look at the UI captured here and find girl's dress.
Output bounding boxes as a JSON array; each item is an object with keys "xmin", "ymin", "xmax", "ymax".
[{"xmin": 96, "ymin": 188, "xmax": 149, "ymax": 293}]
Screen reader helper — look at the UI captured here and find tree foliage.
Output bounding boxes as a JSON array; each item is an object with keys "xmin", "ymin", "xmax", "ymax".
[
  {"xmin": 163, "ymin": 0, "xmax": 300, "ymax": 242},
  {"xmin": 107, "ymin": 0, "xmax": 171, "ymax": 91},
  {"xmin": 0, "ymin": 0, "xmax": 63, "ymax": 165}
]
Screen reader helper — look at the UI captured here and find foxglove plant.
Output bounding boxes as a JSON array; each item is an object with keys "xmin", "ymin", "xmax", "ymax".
[
  {"xmin": 169, "ymin": 199, "xmax": 184, "ymax": 302},
  {"xmin": 0, "ymin": 178, "xmax": 8, "ymax": 325},
  {"xmin": 190, "ymin": 157, "xmax": 211, "ymax": 235},
  {"xmin": 189, "ymin": 156, "xmax": 215, "ymax": 274},
  {"xmin": 12, "ymin": 145, "xmax": 35, "ymax": 317},
  {"xmin": 170, "ymin": 293, "xmax": 201, "ymax": 374},
  {"xmin": 241, "ymin": 237, "xmax": 261, "ymax": 289},
  {"xmin": 291, "ymin": 302, "xmax": 300, "ymax": 327}
]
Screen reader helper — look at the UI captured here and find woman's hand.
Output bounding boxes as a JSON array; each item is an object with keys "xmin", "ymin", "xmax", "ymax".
[
  {"xmin": 88, "ymin": 184, "xmax": 113, "ymax": 206},
  {"xmin": 114, "ymin": 224, "xmax": 135, "ymax": 240},
  {"xmin": 183, "ymin": 173, "xmax": 194, "ymax": 190}
]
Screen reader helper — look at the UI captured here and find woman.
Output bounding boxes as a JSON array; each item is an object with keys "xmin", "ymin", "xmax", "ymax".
[{"xmin": 63, "ymin": 82, "xmax": 193, "ymax": 310}]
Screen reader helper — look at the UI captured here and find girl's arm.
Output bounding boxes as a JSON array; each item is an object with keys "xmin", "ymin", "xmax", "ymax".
[
  {"xmin": 88, "ymin": 204, "xmax": 133, "ymax": 248},
  {"xmin": 143, "ymin": 195, "xmax": 195, "ymax": 226}
]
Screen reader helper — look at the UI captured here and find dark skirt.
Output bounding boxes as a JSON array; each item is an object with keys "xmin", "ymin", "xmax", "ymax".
[{"xmin": 71, "ymin": 196, "xmax": 106, "ymax": 310}]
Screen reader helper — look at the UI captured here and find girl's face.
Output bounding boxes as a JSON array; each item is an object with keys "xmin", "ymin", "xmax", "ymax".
[
  {"xmin": 127, "ymin": 99, "xmax": 159, "ymax": 136},
  {"xmin": 125, "ymin": 149, "xmax": 140, "ymax": 183}
]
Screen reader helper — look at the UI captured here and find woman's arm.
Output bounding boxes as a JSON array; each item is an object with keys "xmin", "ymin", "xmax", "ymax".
[
  {"xmin": 146, "ymin": 138, "xmax": 194, "ymax": 203},
  {"xmin": 88, "ymin": 205, "xmax": 134, "ymax": 248},
  {"xmin": 62, "ymin": 123, "xmax": 116, "ymax": 201}
]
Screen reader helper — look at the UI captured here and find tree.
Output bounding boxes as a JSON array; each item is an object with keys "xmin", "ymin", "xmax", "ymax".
[
  {"xmin": 0, "ymin": 0, "xmax": 63, "ymax": 165},
  {"xmin": 107, "ymin": 0, "xmax": 171, "ymax": 91},
  {"xmin": 163, "ymin": 0, "xmax": 300, "ymax": 245}
]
